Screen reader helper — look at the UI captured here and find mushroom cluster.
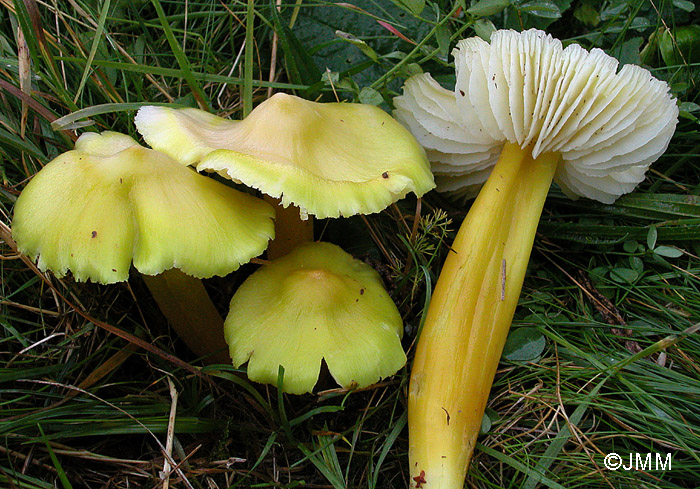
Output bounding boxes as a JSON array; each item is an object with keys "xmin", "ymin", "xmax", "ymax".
[
  {"xmin": 133, "ymin": 93, "xmax": 434, "ymax": 392},
  {"xmin": 12, "ymin": 94, "xmax": 434, "ymax": 393},
  {"xmin": 394, "ymin": 29, "xmax": 678, "ymax": 489}
]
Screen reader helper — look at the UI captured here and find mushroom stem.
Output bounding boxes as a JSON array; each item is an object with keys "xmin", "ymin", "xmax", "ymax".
[
  {"xmin": 142, "ymin": 269, "xmax": 229, "ymax": 364},
  {"xmin": 408, "ymin": 142, "xmax": 560, "ymax": 488},
  {"xmin": 264, "ymin": 195, "xmax": 314, "ymax": 259}
]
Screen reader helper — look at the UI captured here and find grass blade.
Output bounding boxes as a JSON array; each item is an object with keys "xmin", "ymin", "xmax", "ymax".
[
  {"xmin": 243, "ymin": 0, "xmax": 254, "ymax": 116},
  {"xmin": 73, "ymin": 0, "xmax": 112, "ymax": 103},
  {"xmin": 150, "ymin": 0, "xmax": 209, "ymax": 109}
]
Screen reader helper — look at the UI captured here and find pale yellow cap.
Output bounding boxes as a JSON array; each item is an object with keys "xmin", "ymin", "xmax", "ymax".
[
  {"xmin": 135, "ymin": 93, "xmax": 435, "ymax": 218},
  {"xmin": 224, "ymin": 242, "xmax": 406, "ymax": 394},
  {"xmin": 12, "ymin": 132, "xmax": 275, "ymax": 283}
]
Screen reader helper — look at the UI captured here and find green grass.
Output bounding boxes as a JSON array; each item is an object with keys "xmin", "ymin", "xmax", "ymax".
[{"xmin": 1, "ymin": 0, "xmax": 699, "ymax": 487}]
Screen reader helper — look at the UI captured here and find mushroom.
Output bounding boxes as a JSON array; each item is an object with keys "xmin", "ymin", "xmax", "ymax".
[
  {"xmin": 11, "ymin": 131, "xmax": 275, "ymax": 362},
  {"xmin": 393, "ymin": 29, "xmax": 678, "ymax": 488},
  {"xmin": 134, "ymin": 93, "xmax": 434, "ymax": 257},
  {"xmin": 224, "ymin": 241, "xmax": 405, "ymax": 394}
]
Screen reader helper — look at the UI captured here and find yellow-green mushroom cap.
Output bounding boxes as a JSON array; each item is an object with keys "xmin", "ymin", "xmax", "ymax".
[
  {"xmin": 11, "ymin": 131, "xmax": 275, "ymax": 284},
  {"xmin": 224, "ymin": 242, "xmax": 406, "ymax": 394},
  {"xmin": 135, "ymin": 93, "xmax": 435, "ymax": 219}
]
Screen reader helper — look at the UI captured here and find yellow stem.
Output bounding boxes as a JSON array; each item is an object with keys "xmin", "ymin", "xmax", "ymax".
[
  {"xmin": 264, "ymin": 195, "xmax": 314, "ymax": 259},
  {"xmin": 142, "ymin": 269, "xmax": 229, "ymax": 364},
  {"xmin": 408, "ymin": 142, "xmax": 560, "ymax": 488}
]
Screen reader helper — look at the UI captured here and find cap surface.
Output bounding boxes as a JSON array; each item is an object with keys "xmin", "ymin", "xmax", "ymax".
[
  {"xmin": 224, "ymin": 241, "xmax": 406, "ymax": 394},
  {"xmin": 393, "ymin": 29, "xmax": 679, "ymax": 203},
  {"xmin": 11, "ymin": 132, "xmax": 275, "ymax": 283},
  {"xmin": 135, "ymin": 93, "xmax": 435, "ymax": 218}
]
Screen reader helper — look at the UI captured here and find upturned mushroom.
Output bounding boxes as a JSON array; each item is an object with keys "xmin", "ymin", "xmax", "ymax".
[
  {"xmin": 11, "ymin": 131, "xmax": 275, "ymax": 362},
  {"xmin": 134, "ymin": 93, "xmax": 435, "ymax": 257},
  {"xmin": 224, "ymin": 241, "xmax": 406, "ymax": 394},
  {"xmin": 393, "ymin": 29, "xmax": 678, "ymax": 488}
]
